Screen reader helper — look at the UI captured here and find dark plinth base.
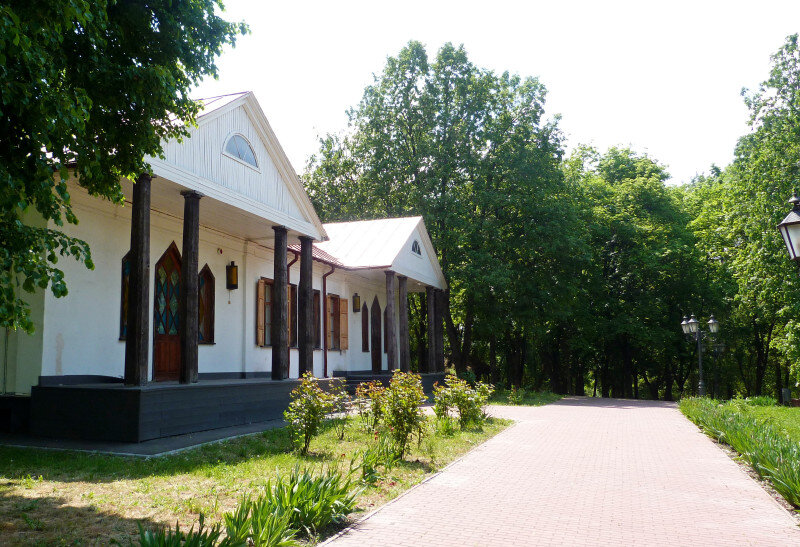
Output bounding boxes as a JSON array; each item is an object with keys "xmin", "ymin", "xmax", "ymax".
[
  {"xmin": 332, "ymin": 371, "xmax": 445, "ymax": 396},
  {"xmin": 29, "ymin": 378, "xmax": 311, "ymax": 443},
  {"xmin": 0, "ymin": 395, "xmax": 31, "ymax": 434}
]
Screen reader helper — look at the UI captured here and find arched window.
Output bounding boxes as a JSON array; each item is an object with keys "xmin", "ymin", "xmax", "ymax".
[
  {"xmin": 198, "ymin": 264, "xmax": 215, "ymax": 344},
  {"xmin": 119, "ymin": 251, "xmax": 131, "ymax": 340},
  {"xmin": 224, "ymin": 133, "xmax": 258, "ymax": 168},
  {"xmin": 411, "ymin": 240, "xmax": 421, "ymax": 255}
]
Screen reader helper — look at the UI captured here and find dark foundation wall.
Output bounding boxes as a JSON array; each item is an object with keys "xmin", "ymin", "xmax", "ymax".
[
  {"xmin": 29, "ymin": 379, "xmax": 305, "ymax": 443},
  {"xmin": 0, "ymin": 395, "xmax": 31, "ymax": 434}
]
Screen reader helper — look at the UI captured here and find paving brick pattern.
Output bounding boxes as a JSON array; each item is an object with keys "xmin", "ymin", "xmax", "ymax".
[{"xmin": 324, "ymin": 397, "xmax": 800, "ymax": 546}]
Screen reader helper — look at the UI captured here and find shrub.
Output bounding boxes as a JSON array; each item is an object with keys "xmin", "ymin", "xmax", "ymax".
[
  {"xmin": 350, "ymin": 431, "xmax": 399, "ymax": 485},
  {"xmin": 329, "ymin": 378, "xmax": 350, "ymax": 440},
  {"xmin": 284, "ymin": 373, "xmax": 333, "ymax": 454},
  {"xmin": 382, "ymin": 371, "xmax": 427, "ymax": 457},
  {"xmin": 134, "ymin": 515, "xmax": 222, "ymax": 547},
  {"xmin": 433, "ymin": 373, "xmax": 494, "ymax": 428},
  {"xmin": 262, "ymin": 466, "xmax": 360, "ymax": 537},
  {"xmin": 223, "ymin": 496, "xmax": 297, "ymax": 547},
  {"xmin": 354, "ymin": 380, "xmax": 386, "ymax": 430},
  {"xmin": 507, "ymin": 386, "xmax": 524, "ymax": 405}
]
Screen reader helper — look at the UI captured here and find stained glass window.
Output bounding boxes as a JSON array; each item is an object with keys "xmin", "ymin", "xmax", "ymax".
[
  {"xmin": 198, "ymin": 265, "xmax": 215, "ymax": 343},
  {"xmin": 154, "ymin": 246, "xmax": 181, "ymax": 337}
]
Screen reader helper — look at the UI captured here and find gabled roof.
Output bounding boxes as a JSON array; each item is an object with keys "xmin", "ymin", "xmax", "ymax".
[
  {"xmin": 194, "ymin": 91, "xmax": 328, "ymax": 242},
  {"xmin": 309, "ymin": 217, "xmax": 447, "ymax": 289},
  {"xmin": 317, "ymin": 217, "xmax": 422, "ymax": 268},
  {"xmin": 149, "ymin": 91, "xmax": 327, "ymax": 241}
]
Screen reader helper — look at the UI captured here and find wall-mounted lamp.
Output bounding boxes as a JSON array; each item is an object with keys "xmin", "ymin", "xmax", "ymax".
[
  {"xmin": 352, "ymin": 293, "xmax": 361, "ymax": 312},
  {"xmin": 226, "ymin": 261, "xmax": 239, "ymax": 290}
]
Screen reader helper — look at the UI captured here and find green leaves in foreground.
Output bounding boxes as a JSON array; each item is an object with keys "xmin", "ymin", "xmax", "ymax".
[
  {"xmin": 680, "ymin": 397, "xmax": 800, "ymax": 508},
  {"xmin": 137, "ymin": 465, "xmax": 359, "ymax": 546}
]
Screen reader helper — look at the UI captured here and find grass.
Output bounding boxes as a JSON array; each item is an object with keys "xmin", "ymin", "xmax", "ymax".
[
  {"xmin": 489, "ymin": 388, "xmax": 562, "ymax": 406},
  {"xmin": 679, "ymin": 397, "xmax": 800, "ymax": 509},
  {"xmin": 0, "ymin": 415, "xmax": 509, "ymax": 545}
]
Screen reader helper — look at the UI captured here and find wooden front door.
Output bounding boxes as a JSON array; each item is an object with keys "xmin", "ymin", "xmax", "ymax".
[
  {"xmin": 153, "ymin": 243, "xmax": 181, "ymax": 381},
  {"xmin": 370, "ymin": 297, "xmax": 382, "ymax": 373}
]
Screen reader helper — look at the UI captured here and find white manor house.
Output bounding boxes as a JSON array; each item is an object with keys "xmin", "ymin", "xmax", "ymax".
[{"xmin": 0, "ymin": 92, "xmax": 446, "ymax": 442}]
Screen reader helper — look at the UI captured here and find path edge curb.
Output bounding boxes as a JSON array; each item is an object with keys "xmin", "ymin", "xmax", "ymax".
[{"xmin": 319, "ymin": 415, "xmax": 522, "ymax": 545}]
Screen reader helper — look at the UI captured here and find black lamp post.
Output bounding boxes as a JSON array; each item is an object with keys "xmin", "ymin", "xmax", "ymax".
[
  {"xmin": 680, "ymin": 314, "xmax": 719, "ymax": 397},
  {"xmin": 778, "ymin": 193, "xmax": 800, "ymax": 261}
]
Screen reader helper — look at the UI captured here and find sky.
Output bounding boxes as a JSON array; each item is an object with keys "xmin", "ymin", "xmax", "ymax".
[{"xmin": 193, "ymin": 0, "xmax": 800, "ymax": 185}]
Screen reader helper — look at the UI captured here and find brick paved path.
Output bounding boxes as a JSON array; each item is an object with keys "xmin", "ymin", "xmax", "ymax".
[{"xmin": 324, "ymin": 397, "xmax": 800, "ymax": 546}]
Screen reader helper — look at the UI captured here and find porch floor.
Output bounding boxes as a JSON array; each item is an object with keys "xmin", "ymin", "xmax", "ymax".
[{"xmin": 0, "ymin": 417, "xmax": 283, "ymax": 457}]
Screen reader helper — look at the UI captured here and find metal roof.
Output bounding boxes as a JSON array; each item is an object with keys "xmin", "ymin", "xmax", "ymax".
[
  {"xmin": 196, "ymin": 92, "xmax": 250, "ymax": 118},
  {"xmin": 315, "ymin": 217, "xmax": 423, "ymax": 269}
]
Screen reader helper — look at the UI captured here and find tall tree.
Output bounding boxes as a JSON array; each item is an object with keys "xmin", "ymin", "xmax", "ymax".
[
  {"xmin": 305, "ymin": 41, "xmax": 578, "ymax": 378},
  {"xmin": 0, "ymin": 1, "xmax": 247, "ymax": 331}
]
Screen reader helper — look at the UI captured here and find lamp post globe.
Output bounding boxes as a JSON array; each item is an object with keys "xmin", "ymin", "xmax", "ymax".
[
  {"xmin": 680, "ymin": 316, "xmax": 690, "ymax": 335},
  {"xmin": 687, "ymin": 314, "xmax": 699, "ymax": 334},
  {"xmin": 708, "ymin": 315, "xmax": 719, "ymax": 334},
  {"xmin": 778, "ymin": 193, "xmax": 800, "ymax": 262}
]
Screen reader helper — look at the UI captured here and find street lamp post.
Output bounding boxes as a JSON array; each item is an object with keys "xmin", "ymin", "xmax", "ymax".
[{"xmin": 680, "ymin": 314, "xmax": 719, "ymax": 397}]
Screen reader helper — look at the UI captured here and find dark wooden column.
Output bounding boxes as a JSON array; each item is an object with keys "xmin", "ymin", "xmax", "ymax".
[
  {"xmin": 298, "ymin": 236, "xmax": 314, "ymax": 376},
  {"xmin": 124, "ymin": 173, "xmax": 152, "ymax": 386},
  {"xmin": 435, "ymin": 289, "xmax": 445, "ymax": 372},
  {"xmin": 179, "ymin": 190, "xmax": 202, "ymax": 384},
  {"xmin": 425, "ymin": 286, "xmax": 435, "ymax": 374},
  {"xmin": 272, "ymin": 226, "xmax": 289, "ymax": 380},
  {"xmin": 385, "ymin": 270, "xmax": 397, "ymax": 371},
  {"xmin": 398, "ymin": 276, "xmax": 410, "ymax": 372}
]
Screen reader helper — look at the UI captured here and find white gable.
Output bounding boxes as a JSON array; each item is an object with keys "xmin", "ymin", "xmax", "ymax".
[
  {"xmin": 391, "ymin": 225, "xmax": 446, "ymax": 290},
  {"xmin": 315, "ymin": 217, "xmax": 447, "ymax": 290},
  {"xmin": 149, "ymin": 92, "xmax": 326, "ymax": 241}
]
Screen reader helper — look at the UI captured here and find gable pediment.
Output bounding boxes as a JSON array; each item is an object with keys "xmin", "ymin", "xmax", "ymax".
[{"xmin": 151, "ymin": 92, "xmax": 326, "ymax": 241}]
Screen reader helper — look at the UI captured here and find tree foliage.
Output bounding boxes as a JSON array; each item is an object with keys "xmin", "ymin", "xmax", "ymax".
[
  {"xmin": 306, "ymin": 37, "xmax": 800, "ymax": 400},
  {"xmin": 0, "ymin": 0, "xmax": 246, "ymax": 331}
]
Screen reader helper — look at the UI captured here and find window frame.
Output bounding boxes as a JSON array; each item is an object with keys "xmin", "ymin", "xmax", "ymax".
[
  {"xmin": 256, "ymin": 277, "xmax": 274, "ymax": 347},
  {"xmin": 119, "ymin": 251, "xmax": 132, "ymax": 340},
  {"xmin": 313, "ymin": 290, "xmax": 321, "ymax": 349},
  {"xmin": 411, "ymin": 240, "xmax": 422, "ymax": 256},
  {"xmin": 327, "ymin": 294, "xmax": 340, "ymax": 350},
  {"xmin": 222, "ymin": 133, "xmax": 260, "ymax": 171},
  {"xmin": 198, "ymin": 264, "xmax": 215, "ymax": 344},
  {"xmin": 361, "ymin": 301, "xmax": 369, "ymax": 352}
]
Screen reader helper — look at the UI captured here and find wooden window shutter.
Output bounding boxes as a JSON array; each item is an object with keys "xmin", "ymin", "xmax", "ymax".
[
  {"xmin": 339, "ymin": 297, "xmax": 348, "ymax": 350},
  {"xmin": 326, "ymin": 294, "xmax": 334, "ymax": 349},
  {"xmin": 256, "ymin": 278, "xmax": 266, "ymax": 347}
]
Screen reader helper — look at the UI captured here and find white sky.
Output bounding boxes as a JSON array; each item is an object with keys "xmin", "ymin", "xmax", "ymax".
[{"xmin": 193, "ymin": 0, "xmax": 800, "ymax": 184}]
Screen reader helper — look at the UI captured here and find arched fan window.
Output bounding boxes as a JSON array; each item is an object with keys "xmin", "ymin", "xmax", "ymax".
[
  {"xmin": 224, "ymin": 134, "xmax": 258, "ymax": 168},
  {"xmin": 411, "ymin": 240, "xmax": 421, "ymax": 255}
]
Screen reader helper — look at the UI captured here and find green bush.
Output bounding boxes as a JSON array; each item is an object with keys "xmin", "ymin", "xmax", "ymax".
[
  {"xmin": 680, "ymin": 397, "xmax": 800, "ymax": 508},
  {"xmin": 328, "ymin": 378, "xmax": 350, "ymax": 440},
  {"xmin": 284, "ymin": 373, "xmax": 333, "ymax": 454},
  {"xmin": 262, "ymin": 466, "xmax": 360, "ymax": 537},
  {"xmin": 433, "ymin": 373, "xmax": 494, "ymax": 428},
  {"xmin": 135, "ymin": 517, "xmax": 222, "ymax": 547},
  {"xmin": 354, "ymin": 380, "xmax": 386, "ymax": 431},
  {"xmin": 223, "ymin": 496, "xmax": 297, "ymax": 547},
  {"xmin": 350, "ymin": 431, "xmax": 399, "ymax": 485},
  {"xmin": 507, "ymin": 386, "xmax": 523, "ymax": 405},
  {"xmin": 382, "ymin": 371, "xmax": 427, "ymax": 457}
]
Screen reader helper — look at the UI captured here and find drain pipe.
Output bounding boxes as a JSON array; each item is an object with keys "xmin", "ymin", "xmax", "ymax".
[{"xmin": 321, "ymin": 265, "xmax": 336, "ymax": 378}]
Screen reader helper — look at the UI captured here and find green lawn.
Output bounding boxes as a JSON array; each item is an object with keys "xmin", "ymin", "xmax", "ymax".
[
  {"xmin": 0, "ymin": 416, "xmax": 509, "ymax": 545},
  {"xmin": 746, "ymin": 405, "xmax": 800, "ymax": 442}
]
